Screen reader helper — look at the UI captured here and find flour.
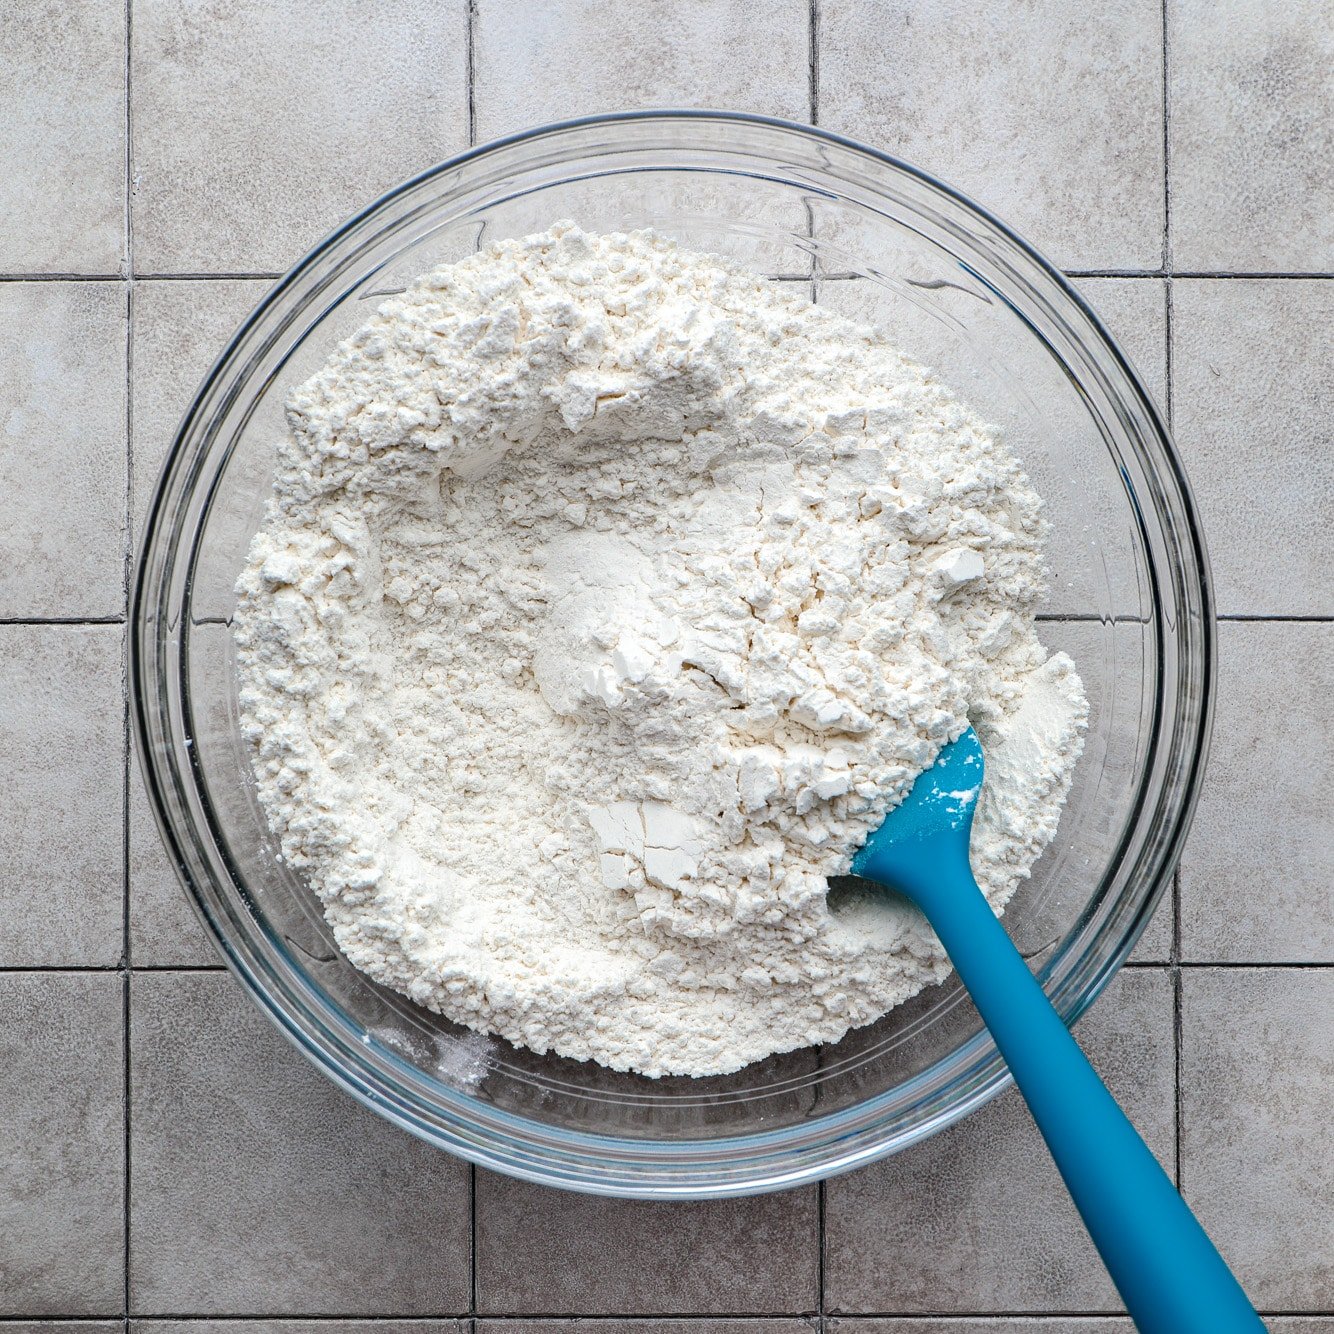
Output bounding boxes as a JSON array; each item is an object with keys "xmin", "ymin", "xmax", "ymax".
[{"xmin": 233, "ymin": 225, "xmax": 1087, "ymax": 1078}]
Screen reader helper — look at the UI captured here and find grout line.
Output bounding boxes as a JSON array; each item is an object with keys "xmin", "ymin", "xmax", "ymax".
[
  {"xmin": 1173, "ymin": 961, "xmax": 1185, "ymax": 1194},
  {"xmin": 1161, "ymin": 0, "xmax": 1171, "ymax": 274},
  {"xmin": 808, "ymin": 0, "xmax": 820, "ymax": 126},
  {"xmin": 817, "ymin": 1178, "xmax": 827, "ymax": 1323},
  {"xmin": 1166, "ymin": 270, "xmax": 1334, "ymax": 279},
  {"xmin": 466, "ymin": 0, "xmax": 478, "ymax": 148},
  {"xmin": 469, "ymin": 1162, "xmax": 478, "ymax": 1320},
  {"xmin": 134, "ymin": 271, "xmax": 284, "ymax": 281},
  {"xmin": 0, "ymin": 615, "xmax": 126, "ymax": 626},
  {"xmin": 123, "ymin": 0, "xmax": 135, "ymax": 1315},
  {"xmin": 0, "ymin": 272, "xmax": 126, "ymax": 282},
  {"xmin": 1217, "ymin": 613, "xmax": 1334, "ymax": 622}
]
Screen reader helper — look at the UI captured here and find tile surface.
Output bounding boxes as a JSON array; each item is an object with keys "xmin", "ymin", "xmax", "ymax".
[
  {"xmin": 130, "ymin": 971, "xmax": 471, "ymax": 1314},
  {"xmin": 0, "ymin": 973, "xmax": 124, "ymax": 1314},
  {"xmin": 474, "ymin": 0, "xmax": 810, "ymax": 141},
  {"xmin": 0, "ymin": 282, "xmax": 126, "ymax": 617},
  {"xmin": 5, "ymin": 1327, "xmax": 124, "ymax": 1334},
  {"xmin": 1181, "ymin": 968, "xmax": 1334, "ymax": 1310},
  {"xmin": 1072, "ymin": 277, "xmax": 1169, "ymax": 411},
  {"xmin": 1172, "ymin": 278, "xmax": 1334, "ymax": 615},
  {"xmin": 828, "ymin": 1323, "xmax": 1133, "ymax": 1332},
  {"xmin": 130, "ymin": 278, "xmax": 274, "ymax": 540},
  {"xmin": 477, "ymin": 1324, "xmax": 818, "ymax": 1333},
  {"xmin": 819, "ymin": 0, "xmax": 1165, "ymax": 270},
  {"xmin": 135, "ymin": 1325, "xmax": 468, "ymax": 1334},
  {"xmin": 476, "ymin": 1172, "xmax": 819, "ymax": 1314},
  {"xmin": 1181, "ymin": 622, "xmax": 1334, "ymax": 962},
  {"xmin": 129, "ymin": 757, "xmax": 215, "ymax": 966},
  {"xmin": 131, "ymin": 0, "xmax": 468, "ymax": 273},
  {"xmin": 0, "ymin": 625, "xmax": 123, "ymax": 966},
  {"xmin": 1168, "ymin": 0, "xmax": 1334, "ymax": 271},
  {"xmin": 825, "ymin": 969, "xmax": 1174, "ymax": 1313},
  {"xmin": 0, "ymin": 1, "xmax": 125, "ymax": 273}
]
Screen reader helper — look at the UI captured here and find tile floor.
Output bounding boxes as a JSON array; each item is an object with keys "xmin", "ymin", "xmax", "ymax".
[{"xmin": 1, "ymin": 0, "xmax": 1331, "ymax": 1326}]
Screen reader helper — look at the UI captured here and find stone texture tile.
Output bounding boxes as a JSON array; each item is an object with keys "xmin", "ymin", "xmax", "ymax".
[
  {"xmin": 1172, "ymin": 279, "xmax": 1333, "ymax": 616},
  {"xmin": 825, "ymin": 969, "xmax": 1174, "ymax": 1314},
  {"xmin": 819, "ymin": 0, "xmax": 1164, "ymax": 271},
  {"xmin": 5, "ymin": 1326, "xmax": 124, "ymax": 1334},
  {"xmin": 475, "ymin": 1172, "xmax": 819, "ymax": 1314},
  {"xmin": 129, "ymin": 971, "xmax": 471, "ymax": 1314},
  {"xmin": 1168, "ymin": 0, "xmax": 1334, "ymax": 271},
  {"xmin": 1181, "ymin": 968, "xmax": 1334, "ymax": 1311},
  {"xmin": 1181, "ymin": 623, "xmax": 1333, "ymax": 962},
  {"xmin": 130, "ymin": 279, "xmax": 272, "ymax": 547},
  {"xmin": 828, "ymin": 1322, "xmax": 1132, "ymax": 1332},
  {"xmin": 131, "ymin": 0, "xmax": 468, "ymax": 274},
  {"xmin": 0, "ymin": 2, "xmax": 125, "ymax": 272},
  {"xmin": 474, "ymin": 0, "xmax": 810, "ymax": 141},
  {"xmin": 135, "ymin": 1325, "xmax": 468, "ymax": 1334},
  {"xmin": 0, "ymin": 626, "xmax": 123, "ymax": 966},
  {"xmin": 0, "ymin": 973, "xmax": 124, "ymax": 1314},
  {"xmin": 2, "ymin": 1324, "xmax": 121, "ymax": 1333},
  {"xmin": 0, "ymin": 282, "xmax": 125, "ymax": 618},
  {"xmin": 1072, "ymin": 277, "xmax": 1169, "ymax": 413},
  {"xmin": 129, "ymin": 756, "xmax": 216, "ymax": 966},
  {"xmin": 478, "ymin": 1323, "xmax": 818, "ymax": 1333}
]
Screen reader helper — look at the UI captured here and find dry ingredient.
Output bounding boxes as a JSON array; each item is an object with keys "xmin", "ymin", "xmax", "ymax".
[{"xmin": 234, "ymin": 225, "xmax": 1087, "ymax": 1078}]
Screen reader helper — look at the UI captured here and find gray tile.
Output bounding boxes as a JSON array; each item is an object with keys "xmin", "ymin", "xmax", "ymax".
[
  {"xmin": 3, "ymin": 1326, "xmax": 124, "ymax": 1334},
  {"xmin": 1131, "ymin": 890, "xmax": 1173, "ymax": 965},
  {"xmin": 825, "ymin": 968, "xmax": 1174, "ymax": 1313},
  {"xmin": 478, "ymin": 1323, "xmax": 818, "ymax": 1333},
  {"xmin": 2, "ymin": 1327, "xmax": 124, "ymax": 1334},
  {"xmin": 474, "ymin": 0, "xmax": 810, "ymax": 141},
  {"xmin": 131, "ymin": 0, "xmax": 468, "ymax": 274},
  {"xmin": 1168, "ymin": 0, "xmax": 1334, "ymax": 271},
  {"xmin": 1180, "ymin": 967, "xmax": 1334, "ymax": 1311},
  {"xmin": 0, "ymin": 282, "xmax": 126, "ymax": 617},
  {"xmin": 129, "ymin": 755, "xmax": 216, "ymax": 966},
  {"xmin": 828, "ymin": 1322, "xmax": 1132, "ymax": 1332},
  {"xmin": 130, "ymin": 279, "xmax": 272, "ymax": 545},
  {"xmin": 0, "ymin": 973, "xmax": 124, "ymax": 1314},
  {"xmin": 1072, "ymin": 277, "xmax": 1169, "ymax": 414},
  {"xmin": 135, "ymin": 1325, "xmax": 468, "ymax": 1334},
  {"xmin": 129, "ymin": 971, "xmax": 471, "ymax": 1314},
  {"xmin": 1181, "ymin": 623, "xmax": 1333, "ymax": 962},
  {"xmin": 0, "ymin": 2, "xmax": 125, "ymax": 273},
  {"xmin": 0, "ymin": 626, "xmax": 123, "ymax": 966},
  {"xmin": 818, "ymin": 0, "xmax": 1164, "ymax": 271},
  {"xmin": 475, "ymin": 1172, "xmax": 819, "ymax": 1314},
  {"xmin": 1172, "ymin": 279, "xmax": 1334, "ymax": 616}
]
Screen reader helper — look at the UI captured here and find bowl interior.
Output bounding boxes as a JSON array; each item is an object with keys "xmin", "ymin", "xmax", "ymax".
[{"xmin": 143, "ymin": 116, "xmax": 1194, "ymax": 1189}]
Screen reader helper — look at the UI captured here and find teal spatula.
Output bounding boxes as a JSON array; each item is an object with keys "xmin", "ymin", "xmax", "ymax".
[{"xmin": 851, "ymin": 728, "xmax": 1263, "ymax": 1334}]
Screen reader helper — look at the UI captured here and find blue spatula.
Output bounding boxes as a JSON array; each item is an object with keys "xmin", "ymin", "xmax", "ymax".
[{"xmin": 851, "ymin": 727, "xmax": 1263, "ymax": 1334}]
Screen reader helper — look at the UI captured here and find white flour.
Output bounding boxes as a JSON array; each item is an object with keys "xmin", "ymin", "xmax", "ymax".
[{"xmin": 234, "ymin": 225, "xmax": 1087, "ymax": 1077}]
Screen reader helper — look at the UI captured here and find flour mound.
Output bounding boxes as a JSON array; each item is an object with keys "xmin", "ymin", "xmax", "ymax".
[{"xmin": 233, "ymin": 225, "xmax": 1087, "ymax": 1077}]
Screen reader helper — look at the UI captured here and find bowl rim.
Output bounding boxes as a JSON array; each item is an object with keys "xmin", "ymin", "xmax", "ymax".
[{"xmin": 132, "ymin": 108, "xmax": 1215, "ymax": 1198}]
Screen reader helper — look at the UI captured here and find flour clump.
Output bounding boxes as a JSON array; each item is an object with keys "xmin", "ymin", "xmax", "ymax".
[{"xmin": 233, "ymin": 225, "xmax": 1087, "ymax": 1077}]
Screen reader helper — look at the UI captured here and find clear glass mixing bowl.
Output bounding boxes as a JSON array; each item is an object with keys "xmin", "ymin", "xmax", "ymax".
[{"xmin": 132, "ymin": 112, "xmax": 1213, "ymax": 1198}]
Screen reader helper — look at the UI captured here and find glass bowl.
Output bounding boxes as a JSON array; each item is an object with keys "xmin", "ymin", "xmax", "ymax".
[{"xmin": 132, "ymin": 111, "xmax": 1213, "ymax": 1198}]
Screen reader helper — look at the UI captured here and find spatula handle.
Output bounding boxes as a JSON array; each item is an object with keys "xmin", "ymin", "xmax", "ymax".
[{"xmin": 909, "ymin": 851, "xmax": 1263, "ymax": 1334}]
